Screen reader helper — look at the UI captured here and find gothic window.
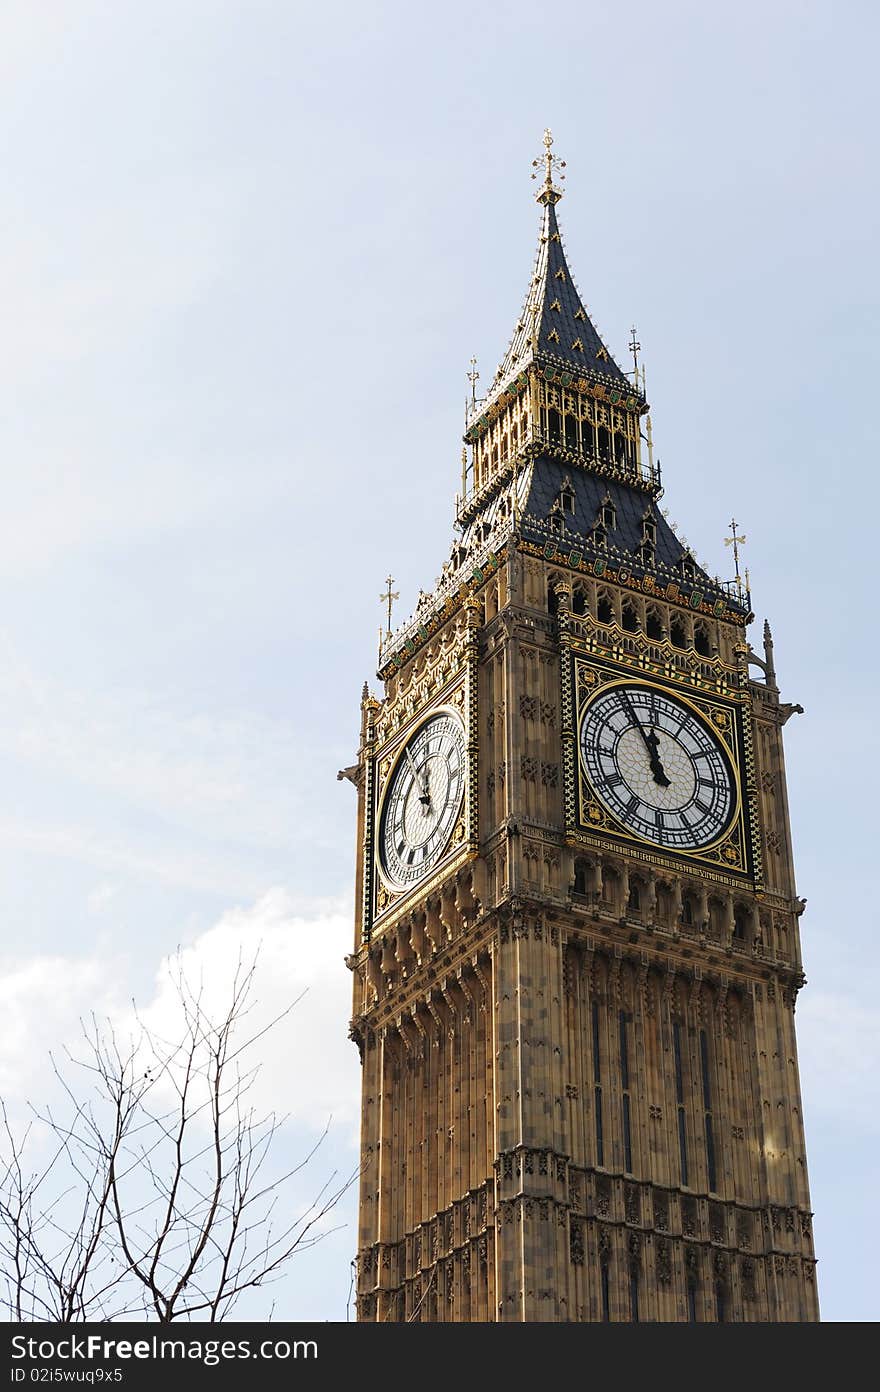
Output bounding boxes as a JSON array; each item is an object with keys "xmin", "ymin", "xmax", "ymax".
[
  {"xmin": 694, "ymin": 622, "xmax": 712, "ymax": 657},
  {"xmin": 621, "ymin": 602, "xmax": 638, "ymax": 633},
  {"xmin": 549, "ymin": 513, "xmax": 564, "ymax": 535},
  {"xmin": 680, "ymin": 554, "xmax": 696, "ymax": 583},
  {"xmin": 601, "ymin": 500, "xmax": 617, "ymax": 529},
  {"xmin": 602, "ymin": 864, "xmax": 620, "ymax": 911},
  {"xmin": 642, "ymin": 517, "xmax": 657, "ymax": 543},
  {"xmin": 601, "ymin": 1262, "xmax": 610, "ymax": 1322},
  {"xmin": 670, "ymin": 617, "xmax": 687, "ymax": 649},
  {"xmin": 620, "ymin": 1011, "xmax": 633, "ymax": 1174},
  {"xmin": 733, "ymin": 905, "xmax": 750, "ymax": 943},
  {"xmin": 574, "ymin": 859, "xmax": 589, "ymax": 896},
  {"xmin": 592, "ymin": 524, "xmax": 607, "ymax": 549},
  {"xmin": 548, "ymin": 408, "xmax": 562, "ymax": 444},
  {"xmin": 565, "ymin": 415, "xmax": 578, "ymax": 451},
  {"xmin": 547, "ymin": 583, "xmax": 560, "ymax": 616},
  {"xmin": 572, "ymin": 587, "xmax": 586, "ymax": 616},
  {"xmin": 628, "ymin": 880, "xmax": 641, "ymax": 913},
  {"xmin": 598, "ymin": 425, "xmax": 610, "ymax": 462},
  {"xmin": 646, "ymin": 608, "xmax": 663, "ymax": 640},
  {"xmin": 700, "ymin": 1029, "xmax": 717, "ymax": 1193},
  {"xmin": 688, "ymin": 1282, "xmax": 699, "ymax": 1323},
  {"xmin": 715, "ymin": 1284, "xmax": 727, "ymax": 1324},
  {"xmin": 559, "ymin": 479, "xmax": 575, "ymax": 513},
  {"xmin": 708, "ymin": 897, "xmax": 725, "ymax": 939},
  {"xmin": 500, "ymin": 432, "xmax": 508, "ymax": 461},
  {"xmin": 673, "ymin": 1022, "xmax": 688, "ymax": 1186},
  {"xmin": 592, "ymin": 1001, "xmax": 604, "ymax": 1167},
  {"xmin": 655, "ymin": 882, "xmax": 673, "ymax": 926},
  {"xmin": 597, "ymin": 593, "xmax": 614, "ymax": 624},
  {"xmin": 639, "ymin": 541, "xmax": 654, "ymax": 569},
  {"xmin": 630, "ymin": 1270, "xmax": 640, "ymax": 1323},
  {"xmin": 681, "ymin": 893, "xmax": 695, "ymax": 926}
]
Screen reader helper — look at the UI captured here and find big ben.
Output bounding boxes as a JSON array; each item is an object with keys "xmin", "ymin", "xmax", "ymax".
[{"xmin": 343, "ymin": 133, "xmax": 818, "ymax": 1322}]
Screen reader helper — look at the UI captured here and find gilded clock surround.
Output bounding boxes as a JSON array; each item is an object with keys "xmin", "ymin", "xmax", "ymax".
[
  {"xmin": 571, "ymin": 661, "xmax": 751, "ymax": 877},
  {"xmin": 344, "ymin": 137, "xmax": 817, "ymax": 1323}
]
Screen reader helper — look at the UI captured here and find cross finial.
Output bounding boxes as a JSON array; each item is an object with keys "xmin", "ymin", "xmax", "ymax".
[
  {"xmin": 629, "ymin": 326, "xmax": 641, "ymax": 378},
  {"xmin": 467, "ymin": 355, "xmax": 479, "ymax": 407},
  {"xmin": 380, "ymin": 574, "xmax": 399, "ymax": 637},
  {"xmin": 724, "ymin": 518, "xmax": 747, "ymax": 598},
  {"xmin": 531, "ymin": 128, "xmax": 565, "ymax": 205}
]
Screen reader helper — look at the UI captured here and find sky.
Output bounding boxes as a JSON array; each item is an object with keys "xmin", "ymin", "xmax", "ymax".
[{"xmin": 0, "ymin": 0, "xmax": 877, "ymax": 1322}]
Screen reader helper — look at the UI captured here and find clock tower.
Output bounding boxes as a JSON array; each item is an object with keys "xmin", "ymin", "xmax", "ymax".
[{"xmin": 344, "ymin": 134, "xmax": 819, "ymax": 1322}]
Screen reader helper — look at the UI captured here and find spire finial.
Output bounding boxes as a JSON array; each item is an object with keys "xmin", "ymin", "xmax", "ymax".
[
  {"xmin": 467, "ymin": 355, "xmax": 479, "ymax": 407},
  {"xmin": 724, "ymin": 518, "xmax": 747, "ymax": 601},
  {"xmin": 380, "ymin": 574, "xmax": 399, "ymax": 639},
  {"xmin": 531, "ymin": 128, "xmax": 565, "ymax": 205},
  {"xmin": 629, "ymin": 326, "xmax": 641, "ymax": 378}
]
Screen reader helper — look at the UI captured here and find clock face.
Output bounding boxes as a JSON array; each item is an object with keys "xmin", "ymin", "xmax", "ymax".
[
  {"xmin": 579, "ymin": 682, "xmax": 736, "ymax": 850},
  {"xmin": 378, "ymin": 710, "xmax": 466, "ymax": 891}
]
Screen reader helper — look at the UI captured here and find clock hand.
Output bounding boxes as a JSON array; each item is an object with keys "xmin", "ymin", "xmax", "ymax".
[
  {"xmin": 618, "ymin": 690, "xmax": 671, "ymax": 788},
  {"xmin": 405, "ymin": 746, "xmax": 431, "ymax": 806}
]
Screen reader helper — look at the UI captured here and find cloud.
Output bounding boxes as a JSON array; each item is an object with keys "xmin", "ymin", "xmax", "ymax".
[{"xmin": 0, "ymin": 890, "xmax": 361, "ymax": 1141}]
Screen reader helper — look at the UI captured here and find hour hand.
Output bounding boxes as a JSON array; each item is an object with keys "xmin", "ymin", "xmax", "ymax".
[{"xmin": 643, "ymin": 726, "xmax": 671, "ymax": 788}]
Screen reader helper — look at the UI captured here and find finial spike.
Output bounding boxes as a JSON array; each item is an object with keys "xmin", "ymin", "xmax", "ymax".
[
  {"xmin": 724, "ymin": 518, "xmax": 747, "ymax": 599},
  {"xmin": 380, "ymin": 574, "xmax": 399, "ymax": 638},
  {"xmin": 629, "ymin": 325, "xmax": 641, "ymax": 379},
  {"xmin": 531, "ymin": 127, "xmax": 565, "ymax": 205}
]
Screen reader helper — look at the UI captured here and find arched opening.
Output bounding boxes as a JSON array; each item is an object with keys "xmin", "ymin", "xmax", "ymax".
[
  {"xmin": 733, "ymin": 905, "xmax": 750, "ymax": 943},
  {"xmin": 708, "ymin": 897, "xmax": 726, "ymax": 939},
  {"xmin": 622, "ymin": 603, "xmax": 638, "ymax": 633},
  {"xmin": 602, "ymin": 865, "xmax": 620, "ymax": 912},
  {"xmin": 646, "ymin": 609, "xmax": 663, "ymax": 640},
  {"xmin": 694, "ymin": 623, "xmax": 712, "ymax": 657},
  {"xmin": 547, "ymin": 583, "xmax": 559, "ymax": 617},
  {"xmin": 681, "ymin": 893, "xmax": 695, "ymax": 927},
  {"xmin": 597, "ymin": 593, "xmax": 614, "ymax": 624},
  {"xmin": 565, "ymin": 415, "xmax": 578, "ymax": 451},
  {"xmin": 572, "ymin": 588, "xmax": 587, "ymax": 616},
  {"xmin": 670, "ymin": 618, "xmax": 687, "ymax": 649},
  {"xmin": 597, "ymin": 425, "xmax": 610, "ymax": 462},
  {"xmin": 548, "ymin": 409, "xmax": 562, "ymax": 444},
  {"xmin": 656, "ymin": 882, "xmax": 673, "ymax": 926},
  {"xmin": 574, "ymin": 859, "xmax": 589, "ymax": 896},
  {"xmin": 628, "ymin": 879, "xmax": 642, "ymax": 914}
]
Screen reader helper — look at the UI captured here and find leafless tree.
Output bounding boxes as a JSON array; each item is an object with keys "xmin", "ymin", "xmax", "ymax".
[{"xmin": 0, "ymin": 955, "xmax": 356, "ymax": 1321}]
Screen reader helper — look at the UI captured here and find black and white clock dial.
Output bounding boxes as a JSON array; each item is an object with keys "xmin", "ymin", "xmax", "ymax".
[
  {"xmin": 579, "ymin": 683, "xmax": 736, "ymax": 850},
  {"xmin": 379, "ymin": 710, "xmax": 466, "ymax": 890}
]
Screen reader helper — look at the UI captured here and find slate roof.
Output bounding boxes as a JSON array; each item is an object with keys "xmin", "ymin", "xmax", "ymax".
[
  {"xmin": 458, "ymin": 453, "xmax": 746, "ymax": 617},
  {"xmin": 482, "ymin": 197, "xmax": 637, "ymax": 410}
]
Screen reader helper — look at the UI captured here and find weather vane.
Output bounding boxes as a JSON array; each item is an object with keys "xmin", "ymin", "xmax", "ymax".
[
  {"xmin": 724, "ymin": 518, "xmax": 747, "ymax": 598},
  {"xmin": 380, "ymin": 574, "xmax": 399, "ymax": 637},
  {"xmin": 531, "ymin": 128, "xmax": 565, "ymax": 202}
]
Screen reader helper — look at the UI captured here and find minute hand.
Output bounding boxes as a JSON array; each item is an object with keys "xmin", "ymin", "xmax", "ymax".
[{"xmin": 618, "ymin": 690, "xmax": 671, "ymax": 788}]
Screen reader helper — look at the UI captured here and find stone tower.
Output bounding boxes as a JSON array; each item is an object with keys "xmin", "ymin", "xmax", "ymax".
[{"xmin": 344, "ymin": 134, "xmax": 818, "ymax": 1322}]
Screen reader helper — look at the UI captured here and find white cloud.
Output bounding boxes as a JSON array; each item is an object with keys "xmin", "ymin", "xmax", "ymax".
[{"xmin": 0, "ymin": 890, "xmax": 361, "ymax": 1141}]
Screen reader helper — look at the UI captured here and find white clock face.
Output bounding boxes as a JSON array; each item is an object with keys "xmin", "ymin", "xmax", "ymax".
[
  {"xmin": 579, "ymin": 683, "xmax": 736, "ymax": 850},
  {"xmin": 378, "ymin": 710, "xmax": 466, "ymax": 890}
]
